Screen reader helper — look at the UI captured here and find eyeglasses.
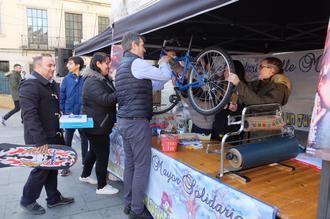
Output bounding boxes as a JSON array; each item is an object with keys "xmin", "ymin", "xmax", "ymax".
[{"xmin": 259, "ymin": 64, "xmax": 273, "ymax": 69}]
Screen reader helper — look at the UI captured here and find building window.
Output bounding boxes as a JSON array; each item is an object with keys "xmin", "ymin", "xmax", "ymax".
[
  {"xmin": 98, "ymin": 16, "xmax": 109, "ymax": 33},
  {"xmin": 27, "ymin": 8, "xmax": 48, "ymax": 49},
  {"xmin": 0, "ymin": 61, "xmax": 9, "ymax": 73},
  {"xmin": 0, "ymin": 61, "xmax": 10, "ymax": 94},
  {"xmin": 65, "ymin": 13, "xmax": 82, "ymax": 48}
]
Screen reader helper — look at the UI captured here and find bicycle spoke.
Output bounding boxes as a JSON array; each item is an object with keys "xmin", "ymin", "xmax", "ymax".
[
  {"xmin": 187, "ymin": 47, "xmax": 234, "ymax": 115},
  {"xmin": 208, "ymin": 81, "xmax": 227, "ymax": 95}
]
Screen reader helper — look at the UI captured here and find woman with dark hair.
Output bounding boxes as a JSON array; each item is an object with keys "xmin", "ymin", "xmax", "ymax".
[
  {"xmin": 211, "ymin": 60, "xmax": 246, "ymax": 142},
  {"xmin": 79, "ymin": 52, "xmax": 119, "ymax": 195}
]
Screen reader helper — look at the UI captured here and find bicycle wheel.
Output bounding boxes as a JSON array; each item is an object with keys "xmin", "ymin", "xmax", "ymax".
[
  {"xmin": 153, "ymin": 81, "xmax": 180, "ymax": 115},
  {"xmin": 187, "ymin": 47, "xmax": 235, "ymax": 115}
]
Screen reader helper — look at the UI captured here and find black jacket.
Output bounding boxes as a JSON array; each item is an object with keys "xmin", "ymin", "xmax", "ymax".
[
  {"xmin": 19, "ymin": 72, "xmax": 63, "ymax": 146},
  {"xmin": 81, "ymin": 68, "xmax": 116, "ymax": 135}
]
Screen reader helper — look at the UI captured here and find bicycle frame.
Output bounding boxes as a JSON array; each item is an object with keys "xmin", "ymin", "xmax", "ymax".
[
  {"xmin": 161, "ymin": 36, "xmax": 208, "ymax": 91},
  {"xmin": 173, "ymin": 53, "xmax": 207, "ymax": 91},
  {"xmin": 156, "ymin": 37, "xmax": 234, "ymax": 115}
]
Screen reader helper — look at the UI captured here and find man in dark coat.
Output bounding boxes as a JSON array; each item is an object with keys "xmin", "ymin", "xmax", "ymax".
[{"xmin": 19, "ymin": 54, "xmax": 74, "ymax": 215}]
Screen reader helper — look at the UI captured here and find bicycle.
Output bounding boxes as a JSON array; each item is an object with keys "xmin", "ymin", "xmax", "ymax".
[{"xmin": 153, "ymin": 36, "xmax": 235, "ymax": 115}]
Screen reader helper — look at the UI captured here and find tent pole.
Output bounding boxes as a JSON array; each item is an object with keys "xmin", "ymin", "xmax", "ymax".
[{"xmin": 317, "ymin": 160, "xmax": 330, "ymax": 219}]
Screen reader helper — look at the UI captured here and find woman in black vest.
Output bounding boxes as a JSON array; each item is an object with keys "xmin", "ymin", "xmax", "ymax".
[{"xmin": 79, "ymin": 52, "xmax": 118, "ymax": 195}]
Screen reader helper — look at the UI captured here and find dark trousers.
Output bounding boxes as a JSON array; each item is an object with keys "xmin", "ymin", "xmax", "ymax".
[
  {"xmin": 81, "ymin": 133, "xmax": 109, "ymax": 189},
  {"xmin": 3, "ymin": 100, "xmax": 20, "ymax": 120},
  {"xmin": 117, "ymin": 118, "xmax": 151, "ymax": 214},
  {"xmin": 65, "ymin": 128, "xmax": 88, "ymax": 164},
  {"xmin": 21, "ymin": 136, "xmax": 64, "ymax": 206}
]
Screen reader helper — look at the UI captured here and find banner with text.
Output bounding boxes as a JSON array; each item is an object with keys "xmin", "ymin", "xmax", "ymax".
[
  {"xmin": 234, "ymin": 49, "xmax": 323, "ymax": 132},
  {"xmin": 108, "ymin": 130, "xmax": 276, "ymax": 218},
  {"xmin": 145, "ymin": 149, "xmax": 276, "ymax": 219}
]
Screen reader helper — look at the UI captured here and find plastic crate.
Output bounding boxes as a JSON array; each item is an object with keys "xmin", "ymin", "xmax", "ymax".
[{"xmin": 160, "ymin": 134, "xmax": 178, "ymax": 152}]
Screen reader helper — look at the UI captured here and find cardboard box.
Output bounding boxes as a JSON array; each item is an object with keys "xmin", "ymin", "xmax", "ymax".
[
  {"xmin": 60, "ymin": 117, "xmax": 94, "ymax": 129},
  {"xmin": 153, "ymin": 91, "xmax": 161, "ymax": 104}
]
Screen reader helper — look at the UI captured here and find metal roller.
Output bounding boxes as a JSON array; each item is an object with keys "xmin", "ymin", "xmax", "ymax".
[{"xmin": 226, "ymin": 136, "xmax": 300, "ymax": 170}]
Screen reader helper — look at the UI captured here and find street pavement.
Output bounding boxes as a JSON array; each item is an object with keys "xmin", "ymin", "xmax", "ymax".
[{"xmin": 0, "ymin": 108, "xmax": 126, "ymax": 219}]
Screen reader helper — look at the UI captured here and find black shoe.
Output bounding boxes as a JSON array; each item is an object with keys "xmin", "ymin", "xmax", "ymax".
[
  {"xmin": 47, "ymin": 195, "xmax": 74, "ymax": 208},
  {"xmin": 129, "ymin": 208, "xmax": 153, "ymax": 219},
  {"xmin": 124, "ymin": 204, "xmax": 131, "ymax": 215},
  {"xmin": 20, "ymin": 202, "xmax": 46, "ymax": 215}
]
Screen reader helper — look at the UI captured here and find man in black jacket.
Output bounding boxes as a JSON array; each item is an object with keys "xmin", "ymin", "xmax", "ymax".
[{"xmin": 19, "ymin": 54, "xmax": 74, "ymax": 215}]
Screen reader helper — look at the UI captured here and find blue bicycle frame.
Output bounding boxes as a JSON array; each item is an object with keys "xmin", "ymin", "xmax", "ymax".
[
  {"xmin": 161, "ymin": 36, "xmax": 208, "ymax": 91},
  {"xmin": 172, "ymin": 52, "xmax": 207, "ymax": 91}
]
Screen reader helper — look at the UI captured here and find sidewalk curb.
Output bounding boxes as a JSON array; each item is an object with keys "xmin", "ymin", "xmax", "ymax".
[{"xmin": 0, "ymin": 95, "xmax": 14, "ymax": 109}]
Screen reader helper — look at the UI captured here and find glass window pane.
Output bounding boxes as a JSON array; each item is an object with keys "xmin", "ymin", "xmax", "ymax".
[
  {"xmin": 27, "ymin": 9, "xmax": 32, "ymax": 17},
  {"xmin": 65, "ymin": 13, "xmax": 82, "ymax": 48},
  {"xmin": 27, "ymin": 9, "xmax": 48, "ymax": 47}
]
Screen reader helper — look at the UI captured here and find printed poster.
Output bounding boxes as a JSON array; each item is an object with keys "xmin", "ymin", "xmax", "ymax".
[
  {"xmin": 307, "ymin": 19, "xmax": 330, "ymax": 160},
  {"xmin": 108, "ymin": 130, "xmax": 277, "ymax": 218}
]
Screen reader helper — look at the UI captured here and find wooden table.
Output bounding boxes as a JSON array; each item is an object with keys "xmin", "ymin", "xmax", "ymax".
[{"xmin": 152, "ymin": 137, "xmax": 320, "ymax": 219}]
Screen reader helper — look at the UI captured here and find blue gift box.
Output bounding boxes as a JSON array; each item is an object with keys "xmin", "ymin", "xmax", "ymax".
[{"xmin": 60, "ymin": 117, "xmax": 94, "ymax": 129}]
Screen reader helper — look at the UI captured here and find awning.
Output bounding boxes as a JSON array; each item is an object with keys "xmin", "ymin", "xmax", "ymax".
[
  {"xmin": 74, "ymin": 0, "xmax": 329, "ymax": 57},
  {"xmin": 111, "ymin": 0, "xmax": 236, "ymax": 44},
  {"xmin": 74, "ymin": 26, "xmax": 112, "ymax": 56},
  {"xmin": 74, "ymin": 0, "xmax": 235, "ymax": 56}
]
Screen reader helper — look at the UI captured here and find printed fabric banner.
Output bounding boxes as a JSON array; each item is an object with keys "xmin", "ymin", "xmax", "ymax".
[
  {"xmin": 146, "ymin": 149, "xmax": 276, "ymax": 219},
  {"xmin": 234, "ymin": 49, "xmax": 323, "ymax": 132},
  {"xmin": 307, "ymin": 19, "xmax": 330, "ymax": 160},
  {"xmin": 108, "ymin": 130, "xmax": 277, "ymax": 218},
  {"xmin": 110, "ymin": 44, "xmax": 124, "ymax": 78},
  {"xmin": 108, "ymin": 128, "xmax": 125, "ymax": 180}
]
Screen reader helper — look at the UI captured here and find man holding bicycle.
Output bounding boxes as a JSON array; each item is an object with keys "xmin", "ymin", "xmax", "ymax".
[{"xmin": 115, "ymin": 32, "xmax": 171, "ymax": 219}]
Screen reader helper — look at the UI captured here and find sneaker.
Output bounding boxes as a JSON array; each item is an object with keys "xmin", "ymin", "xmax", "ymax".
[
  {"xmin": 1, "ymin": 118, "xmax": 6, "ymax": 126},
  {"xmin": 61, "ymin": 169, "xmax": 71, "ymax": 176},
  {"xmin": 79, "ymin": 176, "xmax": 97, "ymax": 185},
  {"xmin": 124, "ymin": 204, "xmax": 131, "ymax": 215},
  {"xmin": 47, "ymin": 195, "xmax": 74, "ymax": 208},
  {"xmin": 129, "ymin": 207, "xmax": 153, "ymax": 219},
  {"xmin": 96, "ymin": 184, "xmax": 119, "ymax": 195},
  {"xmin": 20, "ymin": 202, "xmax": 46, "ymax": 215}
]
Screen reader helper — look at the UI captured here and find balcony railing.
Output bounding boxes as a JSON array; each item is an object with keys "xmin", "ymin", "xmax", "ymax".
[{"xmin": 20, "ymin": 35, "xmax": 67, "ymax": 50}]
